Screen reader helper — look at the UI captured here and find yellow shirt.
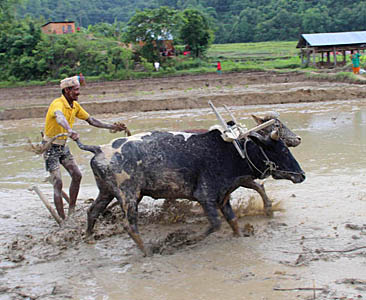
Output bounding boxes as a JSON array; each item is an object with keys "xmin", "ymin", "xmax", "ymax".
[{"xmin": 44, "ymin": 95, "xmax": 89, "ymax": 141}]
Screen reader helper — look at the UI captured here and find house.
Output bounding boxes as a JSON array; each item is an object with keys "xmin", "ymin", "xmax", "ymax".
[
  {"xmin": 41, "ymin": 22, "xmax": 76, "ymax": 35},
  {"xmin": 297, "ymin": 31, "xmax": 366, "ymax": 67}
]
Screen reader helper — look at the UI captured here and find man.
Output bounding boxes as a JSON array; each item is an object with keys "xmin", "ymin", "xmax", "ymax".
[
  {"xmin": 154, "ymin": 61, "xmax": 160, "ymax": 71},
  {"xmin": 351, "ymin": 51, "xmax": 362, "ymax": 74},
  {"xmin": 43, "ymin": 75, "xmax": 126, "ymax": 220}
]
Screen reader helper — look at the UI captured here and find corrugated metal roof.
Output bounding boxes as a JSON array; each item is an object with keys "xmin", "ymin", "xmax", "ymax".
[{"xmin": 297, "ymin": 31, "xmax": 366, "ymax": 47}]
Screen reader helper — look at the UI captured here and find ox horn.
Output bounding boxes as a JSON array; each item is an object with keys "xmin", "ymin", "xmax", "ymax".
[{"xmin": 270, "ymin": 129, "xmax": 280, "ymax": 141}]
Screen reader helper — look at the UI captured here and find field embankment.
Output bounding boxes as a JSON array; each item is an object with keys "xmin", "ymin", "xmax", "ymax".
[{"xmin": 1, "ymin": 71, "xmax": 366, "ymax": 120}]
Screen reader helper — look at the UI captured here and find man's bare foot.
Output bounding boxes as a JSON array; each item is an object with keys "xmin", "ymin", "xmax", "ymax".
[
  {"xmin": 68, "ymin": 206, "xmax": 75, "ymax": 217},
  {"xmin": 84, "ymin": 235, "xmax": 96, "ymax": 244}
]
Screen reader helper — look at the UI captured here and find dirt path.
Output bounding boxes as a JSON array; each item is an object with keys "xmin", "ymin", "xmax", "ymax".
[{"xmin": 1, "ymin": 71, "xmax": 366, "ymax": 120}]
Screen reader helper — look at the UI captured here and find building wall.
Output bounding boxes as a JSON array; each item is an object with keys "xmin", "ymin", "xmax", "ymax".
[{"xmin": 41, "ymin": 23, "xmax": 75, "ymax": 35}]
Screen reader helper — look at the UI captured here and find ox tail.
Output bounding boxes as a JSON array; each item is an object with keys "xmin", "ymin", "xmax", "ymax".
[{"xmin": 75, "ymin": 139, "xmax": 102, "ymax": 154}]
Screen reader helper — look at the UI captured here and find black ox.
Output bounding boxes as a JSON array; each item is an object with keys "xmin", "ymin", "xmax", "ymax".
[
  {"xmin": 184, "ymin": 113, "xmax": 302, "ymax": 216},
  {"xmin": 76, "ymin": 128, "xmax": 305, "ymax": 256}
]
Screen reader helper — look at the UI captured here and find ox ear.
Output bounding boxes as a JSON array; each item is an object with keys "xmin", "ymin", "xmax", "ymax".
[
  {"xmin": 249, "ymin": 132, "xmax": 270, "ymax": 147},
  {"xmin": 251, "ymin": 114, "xmax": 264, "ymax": 125},
  {"xmin": 270, "ymin": 129, "xmax": 280, "ymax": 141},
  {"xmin": 265, "ymin": 111, "xmax": 280, "ymax": 119}
]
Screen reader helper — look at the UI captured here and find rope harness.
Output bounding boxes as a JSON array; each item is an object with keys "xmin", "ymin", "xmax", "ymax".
[
  {"xmin": 207, "ymin": 101, "xmax": 303, "ymax": 180},
  {"xmin": 243, "ymin": 137, "xmax": 303, "ymax": 180}
]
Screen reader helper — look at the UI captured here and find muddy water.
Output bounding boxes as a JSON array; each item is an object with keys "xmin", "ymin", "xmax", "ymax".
[{"xmin": 1, "ymin": 100, "xmax": 366, "ymax": 299}]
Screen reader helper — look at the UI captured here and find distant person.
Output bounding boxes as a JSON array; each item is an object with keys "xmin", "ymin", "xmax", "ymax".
[
  {"xmin": 154, "ymin": 61, "xmax": 160, "ymax": 71},
  {"xmin": 351, "ymin": 51, "xmax": 361, "ymax": 74},
  {"xmin": 217, "ymin": 61, "xmax": 222, "ymax": 74},
  {"xmin": 43, "ymin": 74, "xmax": 126, "ymax": 220}
]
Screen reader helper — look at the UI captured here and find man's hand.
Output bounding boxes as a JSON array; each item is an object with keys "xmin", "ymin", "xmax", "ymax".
[
  {"xmin": 110, "ymin": 122, "xmax": 127, "ymax": 133},
  {"xmin": 68, "ymin": 129, "xmax": 79, "ymax": 141},
  {"xmin": 86, "ymin": 117, "xmax": 130, "ymax": 135}
]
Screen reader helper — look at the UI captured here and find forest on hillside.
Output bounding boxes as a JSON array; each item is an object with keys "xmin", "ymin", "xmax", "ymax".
[{"xmin": 17, "ymin": 0, "xmax": 366, "ymax": 43}]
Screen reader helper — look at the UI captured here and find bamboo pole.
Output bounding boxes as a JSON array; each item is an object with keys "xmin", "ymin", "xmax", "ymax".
[
  {"xmin": 30, "ymin": 185, "xmax": 63, "ymax": 225},
  {"xmin": 61, "ymin": 190, "xmax": 70, "ymax": 204}
]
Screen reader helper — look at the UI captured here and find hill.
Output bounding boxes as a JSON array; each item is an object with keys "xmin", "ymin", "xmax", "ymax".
[{"xmin": 17, "ymin": 0, "xmax": 366, "ymax": 43}]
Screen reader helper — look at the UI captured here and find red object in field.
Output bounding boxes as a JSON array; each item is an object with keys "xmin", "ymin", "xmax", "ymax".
[{"xmin": 217, "ymin": 61, "xmax": 221, "ymax": 71}]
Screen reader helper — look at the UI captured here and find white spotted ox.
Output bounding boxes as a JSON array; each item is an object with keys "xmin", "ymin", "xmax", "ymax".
[{"xmin": 76, "ymin": 129, "xmax": 305, "ymax": 256}]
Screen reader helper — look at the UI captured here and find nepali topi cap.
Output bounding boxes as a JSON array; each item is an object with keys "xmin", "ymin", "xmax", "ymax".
[{"xmin": 60, "ymin": 73, "xmax": 85, "ymax": 89}]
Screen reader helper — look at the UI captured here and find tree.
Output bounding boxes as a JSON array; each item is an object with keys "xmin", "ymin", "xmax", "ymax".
[
  {"xmin": 0, "ymin": 0, "xmax": 20, "ymax": 22},
  {"xmin": 123, "ymin": 6, "xmax": 180, "ymax": 62},
  {"xmin": 255, "ymin": 9, "xmax": 301, "ymax": 41},
  {"xmin": 333, "ymin": 8, "xmax": 354, "ymax": 32},
  {"xmin": 230, "ymin": 8, "xmax": 258, "ymax": 42},
  {"xmin": 302, "ymin": 6, "xmax": 331, "ymax": 33},
  {"xmin": 353, "ymin": 1, "xmax": 366, "ymax": 31},
  {"xmin": 108, "ymin": 46, "xmax": 133, "ymax": 72},
  {"xmin": 0, "ymin": 18, "xmax": 43, "ymax": 81},
  {"xmin": 230, "ymin": 15, "xmax": 251, "ymax": 43},
  {"xmin": 88, "ymin": 21, "xmax": 125, "ymax": 39},
  {"xmin": 178, "ymin": 9, "xmax": 214, "ymax": 57}
]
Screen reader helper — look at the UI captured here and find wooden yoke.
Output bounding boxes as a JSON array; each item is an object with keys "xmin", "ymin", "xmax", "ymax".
[
  {"xmin": 209, "ymin": 101, "xmax": 245, "ymax": 158},
  {"xmin": 238, "ymin": 119, "xmax": 275, "ymax": 140},
  {"xmin": 208, "ymin": 101, "xmax": 276, "ymax": 159}
]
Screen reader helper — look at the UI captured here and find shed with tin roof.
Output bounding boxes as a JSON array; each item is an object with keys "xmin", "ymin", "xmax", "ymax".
[{"xmin": 296, "ymin": 31, "xmax": 366, "ymax": 67}]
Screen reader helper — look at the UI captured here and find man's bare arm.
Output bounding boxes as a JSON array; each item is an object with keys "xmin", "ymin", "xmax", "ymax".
[
  {"xmin": 55, "ymin": 110, "xmax": 79, "ymax": 140},
  {"xmin": 86, "ymin": 116, "xmax": 126, "ymax": 131}
]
